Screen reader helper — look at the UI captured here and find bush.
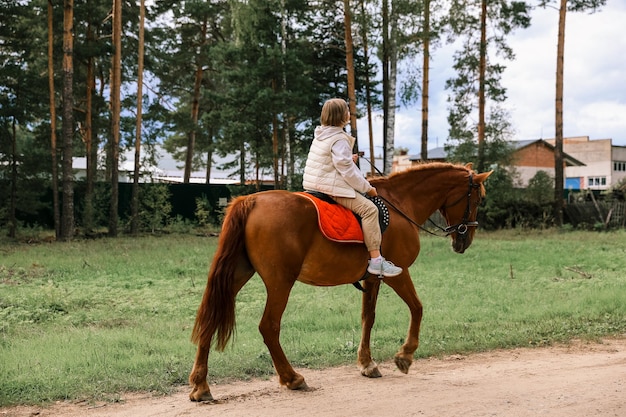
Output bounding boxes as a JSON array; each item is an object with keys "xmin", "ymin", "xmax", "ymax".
[
  {"xmin": 194, "ymin": 194, "xmax": 213, "ymax": 227},
  {"xmin": 479, "ymin": 169, "xmax": 555, "ymax": 229},
  {"xmin": 166, "ymin": 215, "xmax": 195, "ymax": 234},
  {"xmin": 139, "ymin": 184, "xmax": 172, "ymax": 233},
  {"xmin": 525, "ymin": 171, "xmax": 554, "ymax": 206}
]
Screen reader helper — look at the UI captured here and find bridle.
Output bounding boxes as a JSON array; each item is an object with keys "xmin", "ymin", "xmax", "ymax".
[
  {"xmin": 378, "ymin": 173, "xmax": 482, "ymax": 238},
  {"xmin": 439, "ymin": 173, "xmax": 482, "ymax": 237}
]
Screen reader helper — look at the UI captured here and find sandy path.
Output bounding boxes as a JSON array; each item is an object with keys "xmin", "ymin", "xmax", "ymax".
[{"xmin": 3, "ymin": 338, "xmax": 625, "ymax": 417}]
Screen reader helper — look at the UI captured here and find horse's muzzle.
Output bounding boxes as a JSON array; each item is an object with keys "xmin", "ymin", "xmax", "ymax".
[{"xmin": 451, "ymin": 233, "xmax": 472, "ymax": 253}]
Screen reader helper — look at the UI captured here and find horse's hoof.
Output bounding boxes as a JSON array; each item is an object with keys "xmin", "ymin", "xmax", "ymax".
[
  {"xmin": 394, "ymin": 355, "xmax": 412, "ymax": 374},
  {"xmin": 360, "ymin": 362, "xmax": 383, "ymax": 378},
  {"xmin": 285, "ymin": 374, "xmax": 308, "ymax": 390},
  {"xmin": 291, "ymin": 380, "xmax": 309, "ymax": 391},
  {"xmin": 189, "ymin": 387, "xmax": 214, "ymax": 402},
  {"xmin": 283, "ymin": 373, "xmax": 307, "ymax": 390}
]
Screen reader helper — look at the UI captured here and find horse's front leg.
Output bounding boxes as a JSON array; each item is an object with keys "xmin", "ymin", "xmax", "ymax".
[
  {"xmin": 189, "ymin": 344, "xmax": 213, "ymax": 401},
  {"xmin": 357, "ymin": 278, "xmax": 383, "ymax": 378},
  {"xmin": 258, "ymin": 282, "xmax": 306, "ymax": 390},
  {"xmin": 385, "ymin": 273, "xmax": 423, "ymax": 374}
]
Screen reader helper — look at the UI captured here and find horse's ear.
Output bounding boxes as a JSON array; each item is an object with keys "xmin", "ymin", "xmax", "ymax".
[
  {"xmin": 474, "ymin": 170, "xmax": 493, "ymax": 183},
  {"xmin": 465, "ymin": 162, "xmax": 473, "ymax": 170}
]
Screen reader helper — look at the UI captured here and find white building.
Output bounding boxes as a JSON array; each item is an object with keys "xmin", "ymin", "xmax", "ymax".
[
  {"xmin": 545, "ymin": 136, "xmax": 626, "ymax": 190},
  {"xmin": 73, "ymin": 146, "xmax": 270, "ymax": 185}
]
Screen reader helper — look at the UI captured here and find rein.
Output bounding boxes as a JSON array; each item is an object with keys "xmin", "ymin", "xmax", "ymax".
[
  {"xmin": 359, "ymin": 155, "xmax": 480, "ymax": 238},
  {"xmin": 378, "ymin": 195, "xmax": 449, "ymax": 237}
]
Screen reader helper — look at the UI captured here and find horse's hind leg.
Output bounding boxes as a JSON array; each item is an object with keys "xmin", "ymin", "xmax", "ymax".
[
  {"xmin": 189, "ymin": 265, "xmax": 254, "ymax": 402},
  {"xmin": 258, "ymin": 281, "xmax": 306, "ymax": 390},
  {"xmin": 357, "ymin": 278, "xmax": 383, "ymax": 378},
  {"xmin": 189, "ymin": 344, "xmax": 213, "ymax": 401}
]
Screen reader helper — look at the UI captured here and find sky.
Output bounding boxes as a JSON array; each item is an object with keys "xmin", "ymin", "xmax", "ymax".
[{"xmin": 356, "ymin": 1, "xmax": 626, "ymax": 157}]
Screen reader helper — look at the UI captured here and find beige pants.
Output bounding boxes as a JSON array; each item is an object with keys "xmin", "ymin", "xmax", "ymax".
[{"xmin": 332, "ymin": 193, "xmax": 381, "ymax": 252}]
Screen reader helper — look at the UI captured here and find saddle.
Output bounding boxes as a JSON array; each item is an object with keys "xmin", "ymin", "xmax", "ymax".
[{"xmin": 297, "ymin": 191, "xmax": 389, "ymax": 243}]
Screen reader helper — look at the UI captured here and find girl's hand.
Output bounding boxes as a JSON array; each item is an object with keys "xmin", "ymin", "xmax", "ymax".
[
  {"xmin": 366, "ymin": 187, "xmax": 378, "ymax": 197},
  {"xmin": 352, "ymin": 154, "xmax": 359, "ymax": 163}
]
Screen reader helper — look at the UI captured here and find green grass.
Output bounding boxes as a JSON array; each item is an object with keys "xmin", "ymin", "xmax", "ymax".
[{"xmin": 1, "ymin": 230, "xmax": 626, "ymax": 406}]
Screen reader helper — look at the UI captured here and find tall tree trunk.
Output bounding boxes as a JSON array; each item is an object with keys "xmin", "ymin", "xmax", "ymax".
[
  {"xmin": 384, "ymin": 3, "xmax": 398, "ymax": 175},
  {"xmin": 476, "ymin": 0, "xmax": 487, "ymax": 173},
  {"xmin": 185, "ymin": 18, "xmax": 207, "ymax": 184},
  {"xmin": 131, "ymin": 0, "xmax": 146, "ymax": 235},
  {"xmin": 272, "ymin": 85, "xmax": 279, "ymax": 189},
  {"xmin": 239, "ymin": 142, "xmax": 245, "ymax": 185},
  {"xmin": 48, "ymin": 0, "xmax": 60, "ymax": 238},
  {"xmin": 284, "ymin": 117, "xmax": 294, "ymax": 189},
  {"xmin": 420, "ymin": 0, "xmax": 430, "ymax": 162},
  {"xmin": 554, "ymin": 0, "xmax": 567, "ymax": 226},
  {"xmin": 254, "ymin": 148, "xmax": 260, "ymax": 190},
  {"xmin": 109, "ymin": 0, "xmax": 122, "ymax": 237},
  {"xmin": 8, "ymin": 117, "xmax": 17, "ymax": 239},
  {"xmin": 205, "ymin": 146, "xmax": 213, "ymax": 184},
  {"xmin": 83, "ymin": 22, "xmax": 95, "ymax": 233},
  {"xmin": 184, "ymin": 63, "xmax": 201, "ymax": 183},
  {"xmin": 280, "ymin": 0, "xmax": 293, "ymax": 189},
  {"xmin": 60, "ymin": 0, "xmax": 75, "ymax": 241},
  {"xmin": 381, "ymin": 0, "xmax": 390, "ymax": 173},
  {"xmin": 360, "ymin": 0, "xmax": 375, "ymax": 176},
  {"xmin": 343, "ymin": 0, "xmax": 358, "ymax": 153},
  {"xmin": 87, "ymin": 63, "xmax": 98, "ymax": 224}
]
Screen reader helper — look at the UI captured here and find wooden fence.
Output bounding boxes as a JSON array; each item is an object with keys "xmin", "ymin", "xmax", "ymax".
[{"xmin": 565, "ymin": 200, "xmax": 626, "ymax": 229}]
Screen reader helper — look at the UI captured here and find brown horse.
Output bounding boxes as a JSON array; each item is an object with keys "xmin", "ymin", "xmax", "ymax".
[{"xmin": 189, "ymin": 162, "xmax": 492, "ymax": 401}]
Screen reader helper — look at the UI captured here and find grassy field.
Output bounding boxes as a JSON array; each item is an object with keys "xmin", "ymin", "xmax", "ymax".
[{"xmin": 1, "ymin": 229, "xmax": 625, "ymax": 407}]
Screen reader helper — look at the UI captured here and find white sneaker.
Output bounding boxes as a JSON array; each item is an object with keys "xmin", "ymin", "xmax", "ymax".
[{"xmin": 368, "ymin": 258, "xmax": 402, "ymax": 277}]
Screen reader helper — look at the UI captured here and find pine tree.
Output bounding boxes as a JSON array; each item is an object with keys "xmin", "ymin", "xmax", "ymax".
[
  {"xmin": 446, "ymin": 0, "xmax": 531, "ymax": 172},
  {"xmin": 539, "ymin": 0, "xmax": 606, "ymax": 226}
]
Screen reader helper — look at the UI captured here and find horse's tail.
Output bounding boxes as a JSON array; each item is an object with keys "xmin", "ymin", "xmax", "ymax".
[{"xmin": 191, "ymin": 195, "xmax": 256, "ymax": 352}]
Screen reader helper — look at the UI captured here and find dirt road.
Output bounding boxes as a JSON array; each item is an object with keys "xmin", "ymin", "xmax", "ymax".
[{"xmin": 3, "ymin": 338, "xmax": 625, "ymax": 417}]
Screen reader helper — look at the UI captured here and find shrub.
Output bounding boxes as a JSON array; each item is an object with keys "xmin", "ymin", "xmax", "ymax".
[
  {"xmin": 139, "ymin": 184, "xmax": 172, "ymax": 233},
  {"xmin": 194, "ymin": 194, "xmax": 213, "ymax": 227}
]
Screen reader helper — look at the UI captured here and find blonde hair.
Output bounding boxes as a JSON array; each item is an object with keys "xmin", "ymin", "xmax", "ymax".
[{"xmin": 320, "ymin": 98, "xmax": 349, "ymax": 127}]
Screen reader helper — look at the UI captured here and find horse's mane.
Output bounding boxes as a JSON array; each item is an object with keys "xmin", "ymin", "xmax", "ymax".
[
  {"xmin": 369, "ymin": 162, "xmax": 487, "ymax": 197},
  {"xmin": 391, "ymin": 162, "xmax": 469, "ymax": 177},
  {"xmin": 370, "ymin": 162, "xmax": 470, "ymax": 184}
]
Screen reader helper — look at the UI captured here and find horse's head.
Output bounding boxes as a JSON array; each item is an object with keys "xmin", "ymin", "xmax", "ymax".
[{"xmin": 439, "ymin": 165, "xmax": 492, "ymax": 253}]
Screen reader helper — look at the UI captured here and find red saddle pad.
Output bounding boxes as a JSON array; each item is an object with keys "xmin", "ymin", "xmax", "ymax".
[{"xmin": 296, "ymin": 192, "xmax": 364, "ymax": 243}]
